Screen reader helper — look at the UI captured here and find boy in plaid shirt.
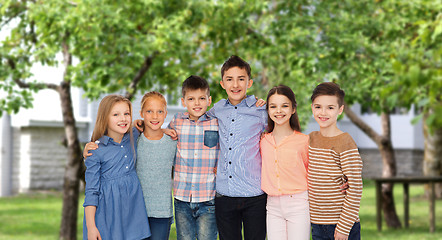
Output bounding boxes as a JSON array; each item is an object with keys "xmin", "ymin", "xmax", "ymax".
[{"xmin": 168, "ymin": 75, "xmax": 219, "ymax": 240}]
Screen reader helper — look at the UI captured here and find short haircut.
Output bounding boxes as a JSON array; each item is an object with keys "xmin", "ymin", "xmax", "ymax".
[
  {"xmin": 311, "ymin": 82, "xmax": 345, "ymax": 106},
  {"xmin": 266, "ymin": 85, "xmax": 301, "ymax": 132},
  {"xmin": 220, "ymin": 55, "xmax": 252, "ymax": 79},
  {"xmin": 182, "ymin": 75, "xmax": 210, "ymax": 97},
  {"xmin": 140, "ymin": 91, "xmax": 167, "ymax": 111}
]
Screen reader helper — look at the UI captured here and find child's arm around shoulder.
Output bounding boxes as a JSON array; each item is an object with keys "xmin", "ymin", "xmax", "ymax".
[{"xmin": 83, "ymin": 141, "xmax": 100, "ymax": 159}]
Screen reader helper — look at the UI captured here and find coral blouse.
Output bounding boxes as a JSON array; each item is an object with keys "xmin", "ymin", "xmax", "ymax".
[{"xmin": 260, "ymin": 131, "xmax": 309, "ymax": 196}]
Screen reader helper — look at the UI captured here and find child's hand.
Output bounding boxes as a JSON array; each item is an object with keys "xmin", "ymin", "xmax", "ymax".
[
  {"xmin": 334, "ymin": 230, "xmax": 348, "ymax": 240},
  {"xmin": 255, "ymin": 98, "xmax": 266, "ymax": 107},
  {"xmin": 340, "ymin": 175, "xmax": 349, "ymax": 194},
  {"xmin": 163, "ymin": 129, "xmax": 178, "ymax": 140},
  {"xmin": 88, "ymin": 226, "xmax": 102, "ymax": 240},
  {"xmin": 340, "ymin": 182, "xmax": 349, "ymax": 194},
  {"xmin": 133, "ymin": 119, "xmax": 144, "ymax": 132},
  {"xmin": 83, "ymin": 142, "xmax": 99, "ymax": 160}
]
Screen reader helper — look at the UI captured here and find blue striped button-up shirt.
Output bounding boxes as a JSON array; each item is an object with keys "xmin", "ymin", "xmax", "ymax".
[{"xmin": 208, "ymin": 95, "xmax": 267, "ymax": 197}]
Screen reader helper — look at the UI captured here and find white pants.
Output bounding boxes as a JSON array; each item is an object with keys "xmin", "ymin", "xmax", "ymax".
[{"xmin": 266, "ymin": 191, "xmax": 310, "ymax": 240}]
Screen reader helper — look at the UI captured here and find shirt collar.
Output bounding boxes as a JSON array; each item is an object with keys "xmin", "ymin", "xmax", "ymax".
[
  {"xmin": 98, "ymin": 131, "xmax": 130, "ymax": 146},
  {"xmin": 97, "ymin": 135, "xmax": 111, "ymax": 146},
  {"xmin": 180, "ymin": 112, "xmax": 213, "ymax": 121},
  {"xmin": 225, "ymin": 95, "xmax": 256, "ymax": 107}
]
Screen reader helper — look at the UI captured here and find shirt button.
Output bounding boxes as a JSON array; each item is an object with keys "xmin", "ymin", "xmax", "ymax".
[
  {"xmin": 125, "ymin": 155, "xmax": 127, "ymax": 158},
  {"xmin": 229, "ymin": 148, "xmax": 232, "ymax": 150},
  {"xmin": 230, "ymin": 133, "xmax": 233, "ymax": 136},
  {"xmin": 121, "ymin": 146, "xmax": 123, "ymax": 148},
  {"xmin": 229, "ymin": 161, "xmax": 232, "ymax": 164},
  {"xmin": 235, "ymin": 107, "xmax": 237, "ymax": 109},
  {"xmin": 229, "ymin": 176, "xmax": 232, "ymax": 178},
  {"xmin": 232, "ymin": 119, "xmax": 235, "ymax": 122},
  {"xmin": 126, "ymin": 166, "xmax": 128, "ymax": 169}
]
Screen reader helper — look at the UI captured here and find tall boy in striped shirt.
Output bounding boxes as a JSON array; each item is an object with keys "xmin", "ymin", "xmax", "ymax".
[{"xmin": 308, "ymin": 82, "xmax": 363, "ymax": 240}]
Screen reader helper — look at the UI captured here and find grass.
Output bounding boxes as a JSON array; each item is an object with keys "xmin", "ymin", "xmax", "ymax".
[
  {"xmin": 0, "ymin": 180, "xmax": 441, "ymax": 240},
  {"xmin": 359, "ymin": 180, "xmax": 442, "ymax": 240}
]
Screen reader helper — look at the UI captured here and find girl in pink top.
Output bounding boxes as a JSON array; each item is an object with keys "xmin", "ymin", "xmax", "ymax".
[{"xmin": 260, "ymin": 85, "xmax": 310, "ymax": 240}]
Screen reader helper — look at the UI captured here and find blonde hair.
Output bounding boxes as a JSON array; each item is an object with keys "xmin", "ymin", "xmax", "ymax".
[
  {"xmin": 91, "ymin": 94, "xmax": 133, "ymax": 142},
  {"xmin": 140, "ymin": 91, "xmax": 167, "ymax": 110}
]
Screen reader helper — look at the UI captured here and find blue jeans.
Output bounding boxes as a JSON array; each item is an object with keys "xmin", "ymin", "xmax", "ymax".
[
  {"xmin": 147, "ymin": 217, "xmax": 172, "ymax": 240},
  {"xmin": 215, "ymin": 193, "xmax": 267, "ymax": 240},
  {"xmin": 174, "ymin": 198, "xmax": 218, "ymax": 240},
  {"xmin": 311, "ymin": 222, "xmax": 361, "ymax": 240}
]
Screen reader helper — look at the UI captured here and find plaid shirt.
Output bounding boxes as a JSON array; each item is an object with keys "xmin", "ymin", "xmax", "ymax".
[{"xmin": 168, "ymin": 112, "xmax": 219, "ymax": 203}]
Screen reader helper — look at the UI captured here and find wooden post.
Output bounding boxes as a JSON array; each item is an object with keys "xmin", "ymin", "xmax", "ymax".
[
  {"xmin": 376, "ymin": 180, "xmax": 382, "ymax": 231},
  {"xmin": 403, "ymin": 183, "xmax": 409, "ymax": 228},
  {"xmin": 429, "ymin": 182, "xmax": 435, "ymax": 233}
]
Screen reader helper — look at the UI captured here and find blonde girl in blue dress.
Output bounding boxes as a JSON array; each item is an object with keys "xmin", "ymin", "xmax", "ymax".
[{"xmin": 83, "ymin": 95, "xmax": 151, "ymax": 240}]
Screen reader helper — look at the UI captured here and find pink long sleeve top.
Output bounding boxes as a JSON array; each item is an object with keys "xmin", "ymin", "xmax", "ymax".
[{"xmin": 260, "ymin": 131, "xmax": 309, "ymax": 196}]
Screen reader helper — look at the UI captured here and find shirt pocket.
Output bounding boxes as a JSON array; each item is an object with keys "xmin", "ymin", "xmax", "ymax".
[{"xmin": 204, "ymin": 130, "xmax": 219, "ymax": 148}]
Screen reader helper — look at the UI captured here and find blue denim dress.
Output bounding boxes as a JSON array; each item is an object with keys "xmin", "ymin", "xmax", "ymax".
[{"xmin": 83, "ymin": 128, "xmax": 150, "ymax": 240}]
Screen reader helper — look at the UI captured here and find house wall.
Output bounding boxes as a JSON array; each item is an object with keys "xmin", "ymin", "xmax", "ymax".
[
  {"xmin": 12, "ymin": 126, "xmax": 68, "ymax": 193},
  {"xmin": 360, "ymin": 149, "xmax": 424, "ymax": 178}
]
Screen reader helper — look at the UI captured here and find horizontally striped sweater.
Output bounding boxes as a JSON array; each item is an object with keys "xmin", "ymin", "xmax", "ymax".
[{"xmin": 308, "ymin": 131, "xmax": 363, "ymax": 236}]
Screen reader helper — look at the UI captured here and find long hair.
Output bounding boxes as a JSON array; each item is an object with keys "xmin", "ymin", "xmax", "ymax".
[
  {"xmin": 266, "ymin": 85, "xmax": 301, "ymax": 133},
  {"xmin": 91, "ymin": 94, "xmax": 133, "ymax": 142}
]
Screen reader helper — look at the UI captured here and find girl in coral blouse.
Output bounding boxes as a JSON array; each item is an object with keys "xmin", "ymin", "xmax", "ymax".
[{"xmin": 260, "ymin": 85, "xmax": 310, "ymax": 240}]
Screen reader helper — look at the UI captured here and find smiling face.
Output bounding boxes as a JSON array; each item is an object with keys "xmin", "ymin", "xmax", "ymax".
[
  {"xmin": 181, "ymin": 88, "xmax": 211, "ymax": 121},
  {"xmin": 140, "ymin": 97, "xmax": 167, "ymax": 131},
  {"xmin": 311, "ymin": 95, "xmax": 344, "ymax": 131},
  {"xmin": 220, "ymin": 66, "xmax": 253, "ymax": 105},
  {"xmin": 268, "ymin": 93, "xmax": 296, "ymax": 128},
  {"xmin": 107, "ymin": 101, "xmax": 131, "ymax": 142}
]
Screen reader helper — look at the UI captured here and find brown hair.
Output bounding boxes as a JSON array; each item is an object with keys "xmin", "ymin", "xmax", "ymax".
[
  {"xmin": 220, "ymin": 55, "xmax": 252, "ymax": 79},
  {"xmin": 266, "ymin": 85, "xmax": 301, "ymax": 132},
  {"xmin": 311, "ymin": 82, "xmax": 345, "ymax": 106},
  {"xmin": 141, "ymin": 91, "xmax": 167, "ymax": 111},
  {"xmin": 181, "ymin": 75, "xmax": 210, "ymax": 97},
  {"xmin": 91, "ymin": 94, "xmax": 133, "ymax": 142}
]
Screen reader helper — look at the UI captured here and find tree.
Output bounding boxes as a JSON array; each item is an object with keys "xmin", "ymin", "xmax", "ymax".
[
  {"xmin": 385, "ymin": 4, "xmax": 442, "ymax": 196},
  {"xmin": 1, "ymin": 2, "xmax": 83, "ymax": 239},
  {"xmin": 227, "ymin": 0, "xmax": 442, "ymax": 228}
]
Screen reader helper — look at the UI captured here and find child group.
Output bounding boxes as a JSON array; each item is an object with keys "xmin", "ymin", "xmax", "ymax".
[{"xmin": 82, "ymin": 55, "xmax": 363, "ymax": 240}]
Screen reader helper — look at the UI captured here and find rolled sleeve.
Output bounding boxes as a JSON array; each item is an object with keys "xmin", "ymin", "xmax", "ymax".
[{"xmin": 83, "ymin": 151, "xmax": 101, "ymax": 207}]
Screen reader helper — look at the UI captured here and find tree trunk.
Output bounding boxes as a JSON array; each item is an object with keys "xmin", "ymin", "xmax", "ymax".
[
  {"xmin": 59, "ymin": 40, "xmax": 83, "ymax": 240},
  {"xmin": 423, "ymin": 113, "xmax": 442, "ymax": 198},
  {"xmin": 378, "ymin": 113, "xmax": 401, "ymax": 228},
  {"xmin": 344, "ymin": 106, "xmax": 402, "ymax": 228}
]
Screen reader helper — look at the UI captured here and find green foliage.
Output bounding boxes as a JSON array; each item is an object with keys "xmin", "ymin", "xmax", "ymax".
[{"xmin": 1, "ymin": 0, "xmax": 440, "ymax": 129}]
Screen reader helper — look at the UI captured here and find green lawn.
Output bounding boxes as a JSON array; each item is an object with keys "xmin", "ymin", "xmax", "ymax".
[{"xmin": 0, "ymin": 180, "xmax": 441, "ymax": 240}]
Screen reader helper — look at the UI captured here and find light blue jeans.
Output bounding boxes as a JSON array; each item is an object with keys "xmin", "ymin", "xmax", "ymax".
[{"xmin": 174, "ymin": 198, "xmax": 218, "ymax": 240}]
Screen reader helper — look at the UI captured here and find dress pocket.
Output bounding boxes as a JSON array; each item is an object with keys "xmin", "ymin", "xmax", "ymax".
[{"xmin": 204, "ymin": 130, "xmax": 219, "ymax": 148}]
